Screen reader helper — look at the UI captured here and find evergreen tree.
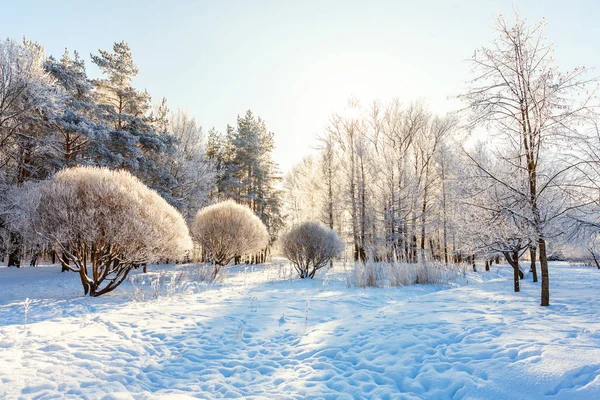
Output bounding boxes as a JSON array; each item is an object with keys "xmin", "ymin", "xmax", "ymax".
[
  {"xmin": 90, "ymin": 41, "xmax": 176, "ymax": 202},
  {"xmin": 209, "ymin": 110, "xmax": 284, "ymax": 250},
  {"xmin": 45, "ymin": 49, "xmax": 102, "ymax": 168}
]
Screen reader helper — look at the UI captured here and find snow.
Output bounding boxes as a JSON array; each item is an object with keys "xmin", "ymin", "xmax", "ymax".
[{"xmin": 1, "ymin": 261, "xmax": 599, "ymax": 399}]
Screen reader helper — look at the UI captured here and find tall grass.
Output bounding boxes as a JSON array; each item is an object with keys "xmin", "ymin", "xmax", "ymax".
[
  {"xmin": 128, "ymin": 263, "xmax": 218, "ymax": 301},
  {"xmin": 345, "ymin": 259, "xmax": 467, "ymax": 288}
]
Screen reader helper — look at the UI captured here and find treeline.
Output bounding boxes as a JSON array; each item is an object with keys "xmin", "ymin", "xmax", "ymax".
[
  {"xmin": 284, "ymin": 14, "xmax": 600, "ymax": 306},
  {"xmin": 0, "ymin": 38, "xmax": 283, "ymax": 266},
  {"xmin": 206, "ymin": 111, "xmax": 284, "ymax": 252},
  {"xmin": 285, "ymin": 100, "xmax": 462, "ymax": 265}
]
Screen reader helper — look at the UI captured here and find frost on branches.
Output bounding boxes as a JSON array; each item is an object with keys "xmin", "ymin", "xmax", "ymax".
[
  {"xmin": 191, "ymin": 200, "xmax": 268, "ymax": 277},
  {"xmin": 37, "ymin": 166, "xmax": 192, "ymax": 297},
  {"xmin": 279, "ymin": 221, "xmax": 344, "ymax": 279}
]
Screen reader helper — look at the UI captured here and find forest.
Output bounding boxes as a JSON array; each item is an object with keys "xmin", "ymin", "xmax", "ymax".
[
  {"xmin": 2, "ymin": 14, "xmax": 599, "ymax": 305},
  {"xmin": 2, "ymin": 8, "xmax": 600, "ymax": 399}
]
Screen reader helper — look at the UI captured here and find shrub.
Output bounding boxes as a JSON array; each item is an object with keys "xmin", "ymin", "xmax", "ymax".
[
  {"xmin": 279, "ymin": 221, "xmax": 344, "ymax": 279},
  {"xmin": 37, "ymin": 166, "xmax": 192, "ymax": 296},
  {"xmin": 191, "ymin": 200, "xmax": 268, "ymax": 277}
]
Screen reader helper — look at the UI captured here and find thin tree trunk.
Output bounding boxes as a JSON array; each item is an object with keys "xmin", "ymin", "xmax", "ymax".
[
  {"xmin": 589, "ymin": 249, "xmax": 600, "ymax": 269},
  {"xmin": 529, "ymin": 246, "xmax": 538, "ymax": 283},
  {"xmin": 539, "ymin": 238, "xmax": 549, "ymax": 306},
  {"xmin": 504, "ymin": 250, "xmax": 520, "ymax": 292},
  {"xmin": 7, "ymin": 232, "xmax": 21, "ymax": 268},
  {"xmin": 8, "ymin": 249, "xmax": 20, "ymax": 267}
]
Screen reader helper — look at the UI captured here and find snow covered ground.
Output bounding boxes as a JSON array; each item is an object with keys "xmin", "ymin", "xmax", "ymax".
[{"xmin": 0, "ymin": 261, "xmax": 599, "ymax": 399}]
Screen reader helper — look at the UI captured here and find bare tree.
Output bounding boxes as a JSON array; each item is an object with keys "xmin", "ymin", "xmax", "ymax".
[{"xmin": 459, "ymin": 13, "xmax": 597, "ymax": 306}]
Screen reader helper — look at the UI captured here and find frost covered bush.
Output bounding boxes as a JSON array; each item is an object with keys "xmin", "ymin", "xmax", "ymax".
[
  {"xmin": 191, "ymin": 200, "xmax": 268, "ymax": 277},
  {"xmin": 279, "ymin": 221, "xmax": 344, "ymax": 279},
  {"xmin": 37, "ymin": 166, "xmax": 192, "ymax": 297}
]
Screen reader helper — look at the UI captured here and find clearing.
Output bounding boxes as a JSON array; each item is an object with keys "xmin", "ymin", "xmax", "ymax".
[{"xmin": 0, "ymin": 262, "xmax": 599, "ymax": 399}]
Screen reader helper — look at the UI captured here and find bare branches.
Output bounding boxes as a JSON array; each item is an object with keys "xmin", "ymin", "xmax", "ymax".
[{"xmin": 279, "ymin": 222, "xmax": 344, "ymax": 279}]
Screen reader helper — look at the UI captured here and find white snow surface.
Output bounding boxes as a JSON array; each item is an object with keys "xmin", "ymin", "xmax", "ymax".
[{"xmin": 0, "ymin": 261, "xmax": 599, "ymax": 399}]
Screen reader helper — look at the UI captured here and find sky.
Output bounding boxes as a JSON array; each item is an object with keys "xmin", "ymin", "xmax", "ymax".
[{"xmin": 2, "ymin": 0, "xmax": 600, "ymax": 172}]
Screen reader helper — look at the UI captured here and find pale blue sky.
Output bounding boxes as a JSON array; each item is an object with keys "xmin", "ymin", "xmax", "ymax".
[{"xmin": 2, "ymin": 0, "xmax": 599, "ymax": 171}]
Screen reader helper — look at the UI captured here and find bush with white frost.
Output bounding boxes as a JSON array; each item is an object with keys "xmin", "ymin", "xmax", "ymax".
[
  {"xmin": 279, "ymin": 221, "xmax": 344, "ymax": 279},
  {"xmin": 37, "ymin": 166, "xmax": 192, "ymax": 297},
  {"xmin": 191, "ymin": 200, "xmax": 268, "ymax": 277}
]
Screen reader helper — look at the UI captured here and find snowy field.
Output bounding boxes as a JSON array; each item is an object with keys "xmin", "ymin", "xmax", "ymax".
[{"xmin": 1, "ymin": 261, "xmax": 599, "ymax": 399}]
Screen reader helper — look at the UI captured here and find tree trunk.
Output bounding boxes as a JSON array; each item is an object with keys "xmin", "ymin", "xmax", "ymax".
[
  {"xmin": 590, "ymin": 249, "xmax": 600, "ymax": 269},
  {"xmin": 504, "ymin": 250, "xmax": 521, "ymax": 292},
  {"xmin": 529, "ymin": 246, "xmax": 538, "ymax": 283},
  {"xmin": 7, "ymin": 249, "xmax": 20, "ymax": 268},
  {"xmin": 538, "ymin": 238, "xmax": 550, "ymax": 306},
  {"xmin": 30, "ymin": 252, "xmax": 39, "ymax": 267},
  {"xmin": 440, "ymin": 158, "xmax": 449, "ymax": 265},
  {"xmin": 7, "ymin": 232, "xmax": 21, "ymax": 267},
  {"xmin": 61, "ymin": 254, "xmax": 70, "ymax": 272}
]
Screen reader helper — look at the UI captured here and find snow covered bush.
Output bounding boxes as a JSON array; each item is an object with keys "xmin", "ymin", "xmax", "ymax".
[
  {"xmin": 37, "ymin": 166, "xmax": 192, "ymax": 297},
  {"xmin": 279, "ymin": 221, "xmax": 344, "ymax": 279},
  {"xmin": 191, "ymin": 200, "xmax": 268, "ymax": 277}
]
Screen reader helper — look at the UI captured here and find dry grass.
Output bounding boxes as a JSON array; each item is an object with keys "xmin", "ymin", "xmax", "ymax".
[{"xmin": 345, "ymin": 259, "xmax": 467, "ymax": 288}]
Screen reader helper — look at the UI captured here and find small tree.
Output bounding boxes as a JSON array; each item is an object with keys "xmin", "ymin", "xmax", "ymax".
[
  {"xmin": 279, "ymin": 222, "xmax": 344, "ymax": 279},
  {"xmin": 37, "ymin": 166, "xmax": 192, "ymax": 297},
  {"xmin": 191, "ymin": 200, "xmax": 268, "ymax": 277}
]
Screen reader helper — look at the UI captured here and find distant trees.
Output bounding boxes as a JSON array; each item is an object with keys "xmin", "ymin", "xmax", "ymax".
[
  {"xmin": 284, "ymin": 156, "xmax": 324, "ymax": 226},
  {"xmin": 44, "ymin": 49, "xmax": 100, "ymax": 167},
  {"xmin": 285, "ymin": 98, "xmax": 461, "ymax": 267},
  {"xmin": 37, "ymin": 167, "xmax": 192, "ymax": 296},
  {"xmin": 0, "ymin": 38, "xmax": 63, "ymax": 266},
  {"xmin": 151, "ymin": 106, "xmax": 217, "ymax": 220},
  {"xmin": 206, "ymin": 110, "xmax": 284, "ymax": 257},
  {"xmin": 0, "ymin": 181, "xmax": 44, "ymax": 267},
  {"xmin": 190, "ymin": 200, "xmax": 269, "ymax": 277},
  {"xmin": 279, "ymin": 222, "xmax": 344, "ymax": 279},
  {"xmin": 282, "ymin": 14, "xmax": 599, "ymax": 305}
]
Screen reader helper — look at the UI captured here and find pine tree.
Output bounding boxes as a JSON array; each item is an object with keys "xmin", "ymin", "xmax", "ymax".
[
  {"xmin": 45, "ymin": 49, "xmax": 102, "ymax": 167},
  {"xmin": 208, "ymin": 110, "xmax": 284, "ymax": 259},
  {"xmin": 90, "ymin": 41, "xmax": 175, "ymax": 202}
]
